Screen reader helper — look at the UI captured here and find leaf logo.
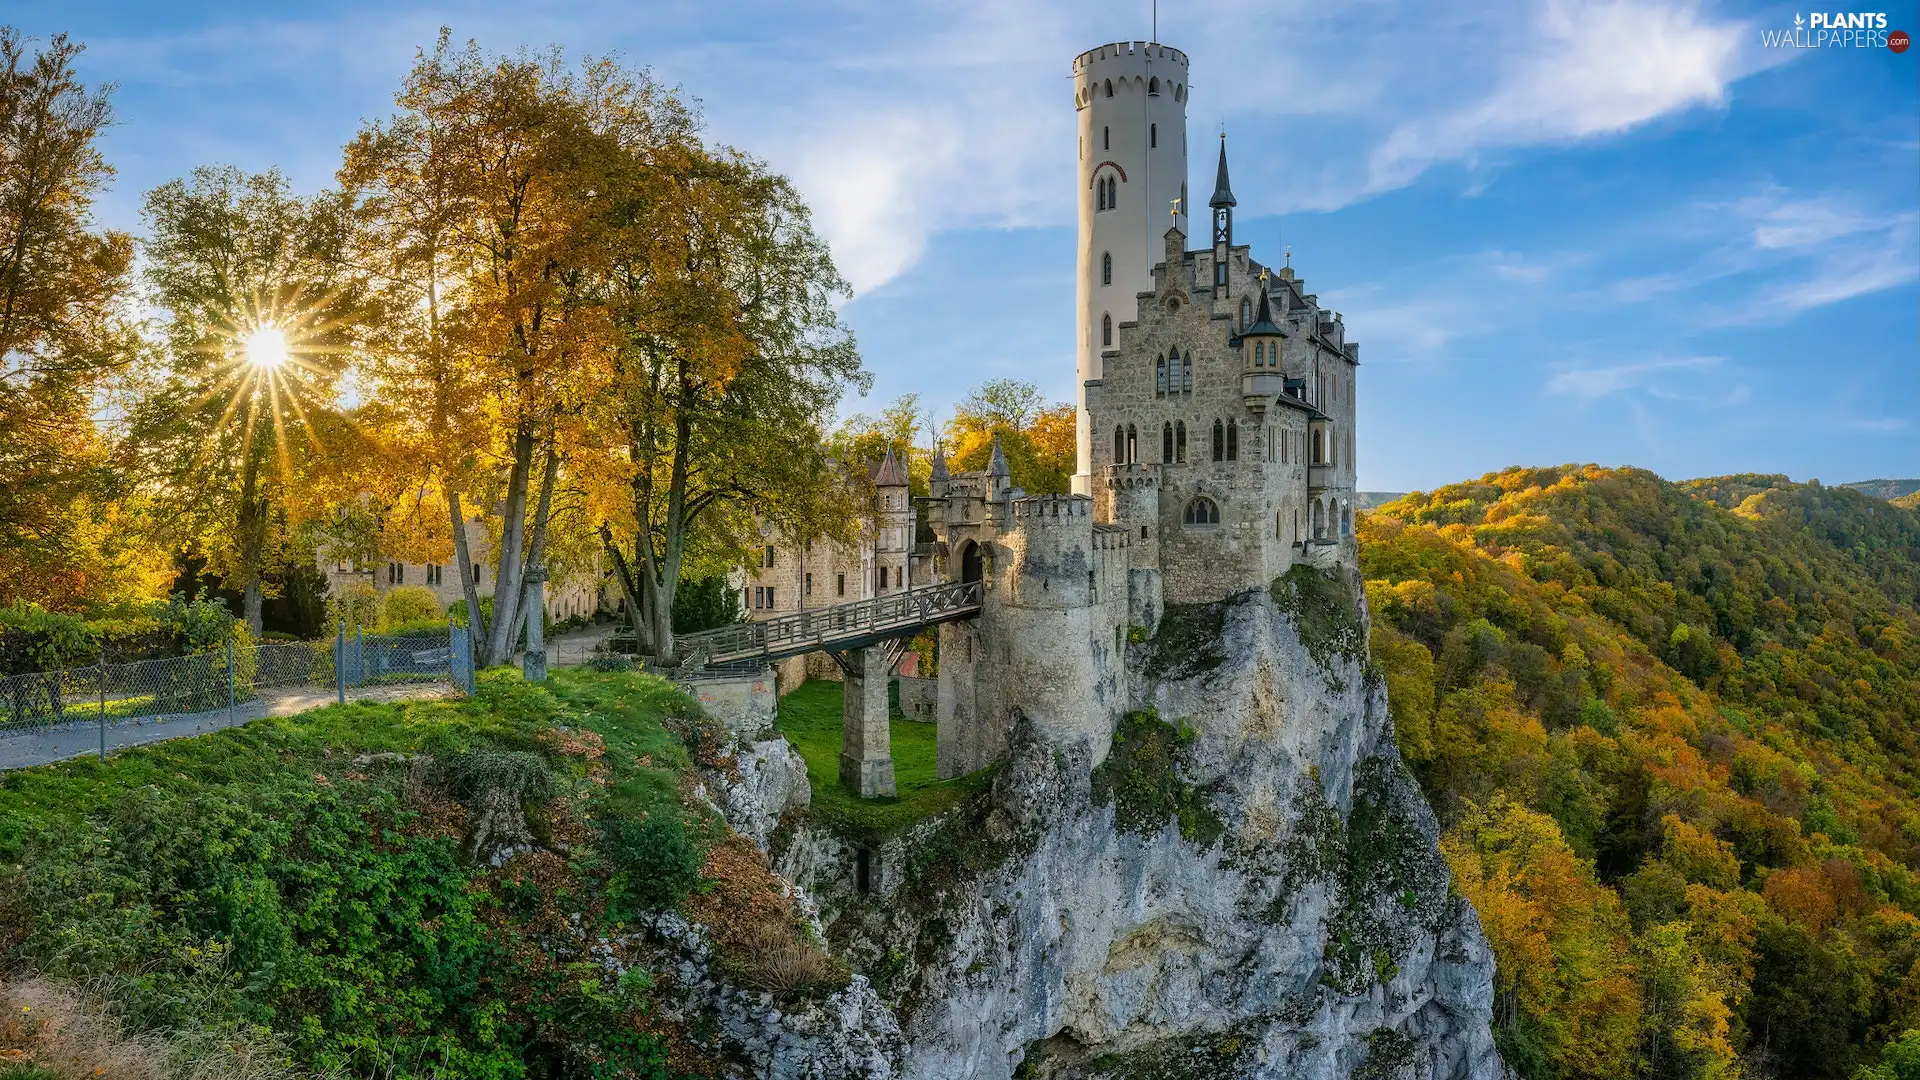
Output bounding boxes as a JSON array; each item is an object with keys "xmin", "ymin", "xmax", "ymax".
[{"xmin": 1794, "ymin": 12, "xmax": 1806, "ymax": 27}]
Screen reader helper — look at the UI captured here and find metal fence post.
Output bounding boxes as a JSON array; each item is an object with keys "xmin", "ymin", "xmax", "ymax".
[
  {"xmin": 336, "ymin": 621, "xmax": 346, "ymax": 704},
  {"xmin": 227, "ymin": 638, "xmax": 236, "ymax": 725},
  {"xmin": 98, "ymin": 663, "xmax": 106, "ymax": 762},
  {"xmin": 354, "ymin": 625, "xmax": 363, "ymax": 692}
]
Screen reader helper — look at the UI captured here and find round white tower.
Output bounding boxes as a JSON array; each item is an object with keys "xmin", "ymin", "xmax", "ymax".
[{"xmin": 1072, "ymin": 41, "xmax": 1191, "ymax": 496}]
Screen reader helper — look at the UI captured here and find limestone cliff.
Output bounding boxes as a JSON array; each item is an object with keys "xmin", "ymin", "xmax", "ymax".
[{"xmin": 699, "ymin": 567, "xmax": 1507, "ymax": 1079}]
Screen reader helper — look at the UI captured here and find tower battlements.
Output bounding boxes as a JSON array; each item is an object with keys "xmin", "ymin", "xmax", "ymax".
[
  {"xmin": 1012, "ymin": 495, "xmax": 1093, "ymax": 524},
  {"xmin": 1072, "ymin": 41, "xmax": 1190, "ymax": 74}
]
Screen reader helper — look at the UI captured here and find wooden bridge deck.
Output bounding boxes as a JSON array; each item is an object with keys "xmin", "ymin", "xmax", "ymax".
[{"xmin": 676, "ymin": 580, "xmax": 983, "ymax": 669}]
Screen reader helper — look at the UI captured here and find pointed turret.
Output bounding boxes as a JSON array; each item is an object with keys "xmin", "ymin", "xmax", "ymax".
[
  {"xmin": 1243, "ymin": 283, "xmax": 1286, "ymax": 338},
  {"xmin": 1209, "ymin": 134, "xmax": 1235, "ymax": 293},
  {"xmin": 929, "ymin": 446, "xmax": 949, "ymax": 482},
  {"xmin": 1208, "ymin": 133, "xmax": 1236, "ymax": 209},
  {"xmin": 988, "ymin": 435, "xmax": 1010, "ymax": 479},
  {"xmin": 873, "ymin": 446, "xmax": 908, "ymax": 488}
]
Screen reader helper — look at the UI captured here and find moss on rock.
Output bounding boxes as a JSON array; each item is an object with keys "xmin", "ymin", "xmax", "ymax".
[
  {"xmin": 1091, "ymin": 711, "xmax": 1226, "ymax": 848},
  {"xmin": 1270, "ymin": 564, "xmax": 1366, "ymax": 670}
]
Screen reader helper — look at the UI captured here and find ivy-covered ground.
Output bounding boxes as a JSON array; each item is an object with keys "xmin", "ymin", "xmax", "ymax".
[{"xmin": 0, "ymin": 668, "xmax": 835, "ymax": 1080}]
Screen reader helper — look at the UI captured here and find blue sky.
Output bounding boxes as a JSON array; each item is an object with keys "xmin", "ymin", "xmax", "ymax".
[{"xmin": 14, "ymin": 0, "xmax": 1918, "ymax": 491}]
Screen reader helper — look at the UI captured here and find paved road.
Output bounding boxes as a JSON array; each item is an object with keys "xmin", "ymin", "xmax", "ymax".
[{"xmin": 0, "ymin": 683, "xmax": 456, "ymax": 771}]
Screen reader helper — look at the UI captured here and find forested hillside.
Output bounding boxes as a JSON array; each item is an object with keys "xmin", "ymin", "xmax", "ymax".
[{"xmin": 1362, "ymin": 467, "xmax": 1920, "ymax": 1080}]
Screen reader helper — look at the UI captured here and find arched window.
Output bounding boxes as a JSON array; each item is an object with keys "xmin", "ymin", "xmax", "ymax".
[
  {"xmin": 1211, "ymin": 419, "xmax": 1225, "ymax": 462},
  {"xmin": 1107, "ymin": 176, "xmax": 1118, "ymax": 207},
  {"xmin": 1254, "ymin": 342, "xmax": 1264, "ymax": 367},
  {"xmin": 1175, "ymin": 420, "xmax": 1187, "ymax": 462},
  {"xmin": 1096, "ymin": 181, "xmax": 1106, "ymax": 212},
  {"xmin": 1162, "ymin": 422, "xmax": 1173, "ymax": 462},
  {"xmin": 1183, "ymin": 496, "xmax": 1219, "ymax": 525},
  {"xmin": 1313, "ymin": 429, "xmax": 1325, "ymax": 464},
  {"xmin": 1101, "ymin": 312, "xmax": 1112, "ymax": 346},
  {"xmin": 1150, "ymin": 123, "xmax": 1157, "ymax": 148},
  {"xmin": 1102, "ymin": 251, "xmax": 1112, "ymax": 285},
  {"xmin": 1227, "ymin": 420, "xmax": 1238, "ymax": 461},
  {"xmin": 1155, "ymin": 355, "xmax": 1167, "ymax": 397},
  {"xmin": 1148, "ymin": 76, "xmax": 1160, "ymax": 96},
  {"xmin": 1114, "ymin": 426, "xmax": 1125, "ymax": 464},
  {"xmin": 1126, "ymin": 424, "xmax": 1138, "ymax": 463},
  {"xmin": 1180, "ymin": 351, "xmax": 1193, "ymax": 395},
  {"xmin": 1104, "ymin": 79, "xmax": 1113, "ymax": 98}
]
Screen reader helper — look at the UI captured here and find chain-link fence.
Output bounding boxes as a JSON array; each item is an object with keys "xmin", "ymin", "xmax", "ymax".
[{"xmin": 0, "ymin": 622, "xmax": 476, "ymax": 771}]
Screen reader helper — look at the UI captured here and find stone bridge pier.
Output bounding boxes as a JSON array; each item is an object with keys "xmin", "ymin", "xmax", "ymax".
[{"xmin": 837, "ymin": 645, "xmax": 898, "ymax": 798}]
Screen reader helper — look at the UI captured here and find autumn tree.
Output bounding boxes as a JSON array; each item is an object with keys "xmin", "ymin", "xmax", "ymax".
[
  {"xmin": 943, "ymin": 378, "xmax": 1074, "ymax": 495},
  {"xmin": 592, "ymin": 136, "xmax": 864, "ymax": 663},
  {"xmin": 0, "ymin": 28, "xmax": 151, "ymax": 607},
  {"xmin": 130, "ymin": 166, "xmax": 362, "ymax": 633},
  {"xmin": 341, "ymin": 33, "xmax": 645, "ymax": 664}
]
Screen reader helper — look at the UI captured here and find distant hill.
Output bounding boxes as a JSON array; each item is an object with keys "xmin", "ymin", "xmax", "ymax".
[
  {"xmin": 1355, "ymin": 490, "xmax": 1408, "ymax": 510},
  {"xmin": 1843, "ymin": 478, "xmax": 1920, "ymax": 501},
  {"xmin": 1361, "ymin": 466, "xmax": 1920, "ymax": 1078}
]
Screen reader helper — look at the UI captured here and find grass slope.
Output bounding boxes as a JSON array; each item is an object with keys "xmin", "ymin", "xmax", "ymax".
[
  {"xmin": 774, "ymin": 679, "xmax": 989, "ymax": 840},
  {"xmin": 0, "ymin": 668, "xmax": 832, "ymax": 1080}
]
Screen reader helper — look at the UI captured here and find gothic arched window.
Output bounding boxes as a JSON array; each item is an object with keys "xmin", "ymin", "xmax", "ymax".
[
  {"xmin": 1114, "ymin": 426, "xmax": 1125, "ymax": 464},
  {"xmin": 1155, "ymin": 355, "xmax": 1167, "ymax": 397},
  {"xmin": 1107, "ymin": 176, "xmax": 1117, "ymax": 208},
  {"xmin": 1180, "ymin": 351, "xmax": 1193, "ymax": 395},
  {"xmin": 1102, "ymin": 251, "xmax": 1112, "ymax": 285},
  {"xmin": 1183, "ymin": 497, "xmax": 1219, "ymax": 526},
  {"xmin": 1127, "ymin": 424, "xmax": 1138, "ymax": 463},
  {"xmin": 1104, "ymin": 79, "xmax": 1113, "ymax": 98},
  {"xmin": 1148, "ymin": 76, "xmax": 1160, "ymax": 96},
  {"xmin": 1227, "ymin": 420, "xmax": 1239, "ymax": 461},
  {"xmin": 1167, "ymin": 347, "xmax": 1181, "ymax": 396},
  {"xmin": 1101, "ymin": 312, "xmax": 1112, "ymax": 346},
  {"xmin": 1254, "ymin": 342, "xmax": 1264, "ymax": 367},
  {"xmin": 1211, "ymin": 419, "xmax": 1224, "ymax": 462},
  {"xmin": 1162, "ymin": 422, "xmax": 1173, "ymax": 463},
  {"xmin": 1175, "ymin": 420, "xmax": 1188, "ymax": 463}
]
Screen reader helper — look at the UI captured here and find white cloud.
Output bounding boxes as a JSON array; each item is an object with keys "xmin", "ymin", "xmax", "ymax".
[
  {"xmin": 1366, "ymin": 0, "xmax": 1754, "ymax": 192},
  {"xmin": 1545, "ymin": 355, "xmax": 1722, "ymax": 401}
]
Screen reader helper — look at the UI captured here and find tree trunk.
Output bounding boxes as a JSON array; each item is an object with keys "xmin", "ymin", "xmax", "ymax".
[
  {"xmin": 508, "ymin": 441, "xmax": 560, "ymax": 654},
  {"xmin": 482, "ymin": 422, "xmax": 536, "ymax": 665},
  {"xmin": 237, "ymin": 435, "xmax": 268, "ymax": 636},
  {"xmin": 597, "ymin": 524, "xmax": 652, "ymax": 655},
  {"xmin": 448, "ymin": 487, "xmax": 485, "ymax": 640}
]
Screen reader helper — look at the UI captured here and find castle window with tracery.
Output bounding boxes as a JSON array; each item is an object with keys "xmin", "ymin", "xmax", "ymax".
[{"xmin": 1183, "ymin": 496, "xmax": 1219, "ymax": 526}]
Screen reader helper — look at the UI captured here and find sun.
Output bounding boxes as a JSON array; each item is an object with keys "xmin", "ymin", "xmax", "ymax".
[{"xmin": 243, "ymin": 325, "xmax": 290, "ymax": 370}]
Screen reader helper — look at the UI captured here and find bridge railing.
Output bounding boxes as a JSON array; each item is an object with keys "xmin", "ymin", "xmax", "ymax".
[{"xmin": 679, "ymin": 579, "xmax": 984, "ymax": 666}]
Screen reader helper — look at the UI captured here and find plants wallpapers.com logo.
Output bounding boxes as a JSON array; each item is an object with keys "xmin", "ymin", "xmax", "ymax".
[{"xmin": 1762, "ymin": 12, "xmax": 1910, "ymax": 49}]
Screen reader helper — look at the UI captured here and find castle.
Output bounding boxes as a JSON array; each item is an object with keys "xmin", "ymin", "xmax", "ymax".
[{"xmin": 739, "ymin": 40, "xmax": 1360, "ymax": 794}]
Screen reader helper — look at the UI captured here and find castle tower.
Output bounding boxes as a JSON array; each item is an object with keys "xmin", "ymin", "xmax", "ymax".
[
  {"xmin": 1072, "ymin": 41, "xmax": 1191, "ymax": 497},
  {"xmin": 1208, "ymin": 134, "xmax": 1236, "ymax": 292},
  {"xmin": 873, "ymin": 447, "xmax": 910, "ymax": 593}
]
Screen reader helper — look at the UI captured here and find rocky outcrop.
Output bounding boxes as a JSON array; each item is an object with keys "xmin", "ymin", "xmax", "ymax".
[{"xmin": 764, "ymin": 568, "xmax": 1507, "ymax": 1080}]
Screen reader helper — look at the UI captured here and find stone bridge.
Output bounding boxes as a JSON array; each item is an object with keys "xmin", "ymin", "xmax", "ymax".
[{"xmin": 676, "ymin": 580, "xmax": 984, "ymax": 797}]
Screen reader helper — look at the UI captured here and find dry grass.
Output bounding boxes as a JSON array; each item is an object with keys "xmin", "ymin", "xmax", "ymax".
[
  {"xmin": 0, "ymin": 978, "xmax": 165, "ymax": 1080},
  {"xmin": 0, "ymin": 979, "xmax": 299, "ymax": 1080},
  {"xmin": 681, "ymin": 836, "xmax": 848, "ymax": 998}
]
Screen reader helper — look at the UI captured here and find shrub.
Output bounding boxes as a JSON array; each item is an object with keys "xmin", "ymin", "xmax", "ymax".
[
  {"xmin": 383, "ymin": 586, "xmax": 441, "ymax": 628},
  {"xmin": 736, "ymin": 925, "xmax": 844, "ymax": 996},
  {"xmin": 324, "ymin": 582, "xmax": 380, "ymax": 635},
  {"xmin": 588, "ymin": 655, "xmax": 635, "ymax": 672},
  {"xmin": 602, "ymin": 813, "xmax": 702, "ymax": 915}
]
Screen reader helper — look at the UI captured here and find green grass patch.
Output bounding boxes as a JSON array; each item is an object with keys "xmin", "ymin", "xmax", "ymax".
[
  {"xmin": 1091, "ymin": 709, "xmax": 1226, "ymax": 847},
  {"xmin": 1271, "ymin": 563, "xmax": 1366, "ymax": 668},
  {"xmin": 775, "ymin": 679, "xmax": 991, "ymax": 841}
]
